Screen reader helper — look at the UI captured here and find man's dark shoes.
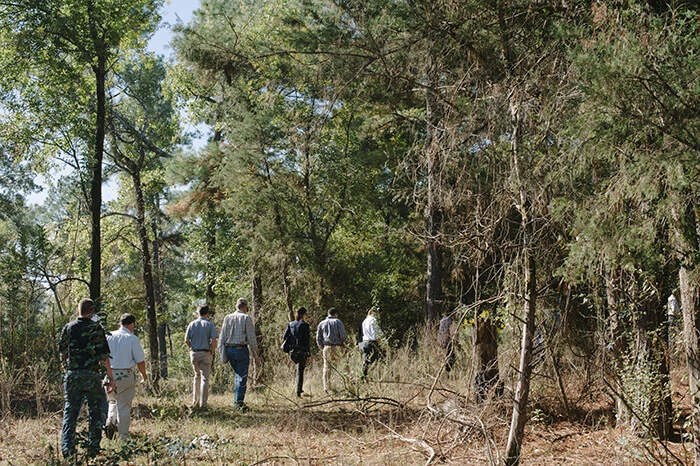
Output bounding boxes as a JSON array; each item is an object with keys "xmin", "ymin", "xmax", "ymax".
[{"xmin": 104, "ymin": 424, "xmax": 117, "ymax": 440}]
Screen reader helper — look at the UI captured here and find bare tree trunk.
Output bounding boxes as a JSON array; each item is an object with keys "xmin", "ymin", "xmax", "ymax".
[
  {"xmin": 132, "ymin": 169, "xmax": 159, "ymax": 388},
  {"xmin": 204, "ymin": 209, "xmax": 217, "ymax": 310},
  {"xmin": 152, "ymin": 210, "xmax": 168, "ymax": 379},
  {"xmin": 251, "ymin": 265, "xmax": 264, "ymax": 384},
  {"xmin": 681, "ymin": 266, "xmax": 700, "ymax": 464},
  {"xmin": 157, "ymin": 323, "xmax": 168, "ymax": 379},
  {"xmin": 505, "ymin": 104, "xmax": 536, "ymax": 466},
  {"xmin": 425, "ymin": 64, "xmax": 442, "ymax": 326},
  {"xmin": 673, "ymin": 197, "xmax": 700, "ymax": 464},
  {"xmin": 88, "ymin": 50, "xmax": 106, "ymax": 304},
  {"xmin": 605, "ymin": 265, "xmax": 631, "ymax": 424},
  {"xmin": 473, "ymin": 315, "xmax": 501, "ymax": 403},
  {"xmin": 282, "ymin": 258, "xmax": 294, "ymax": 322},
  {"xmin": 504, "ymin": 247, "xmax": 536, "ymax": 466}
]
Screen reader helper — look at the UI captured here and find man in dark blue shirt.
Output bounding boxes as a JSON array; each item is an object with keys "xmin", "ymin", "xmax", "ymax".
[
  {"xmin": 282, "ymin": 307, "xmax": 310, "ymax": 397},
  {"xmin": 58, "ymin": 298, "xmax": 114, "ymax": 459}
]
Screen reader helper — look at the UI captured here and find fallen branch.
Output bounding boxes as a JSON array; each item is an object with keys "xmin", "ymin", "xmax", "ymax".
[
  {"xmin": 301, "ymin": 396, "xmax": 405, "ymax": 410},
  {"xmin": 376, "ymin": 419, "xmax": 436, "ymax": 466},
  {"xmin": 476, "ymin": 413, "xmax": 499, "ymax": 466}
]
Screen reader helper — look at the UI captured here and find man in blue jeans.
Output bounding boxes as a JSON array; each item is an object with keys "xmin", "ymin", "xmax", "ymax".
[
  {"xmin": 58, "ymin": 298, "xmax": 115, "ymax": 459},
  {"xmin": 218, "ymin": 298, "xmax": 259, "ymax": 409}
]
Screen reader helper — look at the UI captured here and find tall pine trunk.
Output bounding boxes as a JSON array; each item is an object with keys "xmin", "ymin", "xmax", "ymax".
[
  {"xmin": 152, "ymin": 213, "xmax": 168, "ymax": 379},
  {"xmin": 673, "ymin": 196, "xmax": 700, "ymax": 463},
  {"xmin": 88, "ymin": 51, "xmax": 106, "ymax": 303},
  {"xmin": 251, "ymin": 266, "xmax": 264, "ymax": 384},
  {"xmin": 424, "ymin": 61, "xmax": 442, "ymax": 325},
  {"xmin": 604, "ymin": 265, "xmax": 631, "ymax": 424},
  {"xmin": 132, "ymin": 169, "xmax": 159, "ymax": 388},
  {"xmin": 204, "ymin": 208, "xmax": 217, "ymax": 310},
  {"xmin": 282, "ymin": 258, "xmax": 294, "ymax": 323}
]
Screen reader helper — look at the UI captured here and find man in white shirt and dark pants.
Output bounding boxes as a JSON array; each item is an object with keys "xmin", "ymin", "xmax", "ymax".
[
  {"xmin": 105, "ymin": 313, "xmax": 147, "ymax": 440},
  {"xmin": 359, "ymin": 308, "xmax": 383, "ymax": 381}
]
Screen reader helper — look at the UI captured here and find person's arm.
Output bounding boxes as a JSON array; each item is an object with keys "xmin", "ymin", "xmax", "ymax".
[
  {"xmin": 300, "ymin": 323, "xmax": 310, "ymax": 352},
  {"xmin": 246, "ymin": 316, "xmax": 259, "ymax": 360},
  {"xmin": 316, "ymin": 323, "xmax": 324, "ymax": 349},
  {"xmin": 136, "ymin": 360, "xmax": 147, "ymax": 382},
  {"xmin": 210, "ymin": 323, "xmax": 219, "ymax": 355},
  {"xmin": 339, "ymin": 321, "xmax": 347, "ymax": 345},
  {"xmin": 133, "ymin": 339, "xmax": 148, "ymax": 381},
  {"xmin": 184, "ymin": 323, "xmax": 192, "ymax": 349},
  {"xmin": 101, "ymin": 357, "xmax": 115, "ymax": 392},
  {"xmin": 218, "ymin": 318, "xmax": 228, "ymax": 363},
  {"xmin": 58, "ymin": 327, "xmax": 69, "ymax": 370}
]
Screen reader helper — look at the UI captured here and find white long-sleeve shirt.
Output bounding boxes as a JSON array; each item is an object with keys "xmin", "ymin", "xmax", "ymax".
[{"xmin": 361, "ymin": 315, "xmax": 382, "ymax": 342}]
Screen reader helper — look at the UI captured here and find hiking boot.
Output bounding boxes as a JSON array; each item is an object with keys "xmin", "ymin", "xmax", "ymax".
[{"xmin": 104, "ymin": 424, "xmax": 117, "ymax": 440}]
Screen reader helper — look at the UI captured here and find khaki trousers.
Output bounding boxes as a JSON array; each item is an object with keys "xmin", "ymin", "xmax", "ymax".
[
  {"xmin": 190, "ymin": 351, "xmax": 213, "ymax": 407},
  {"xmin": 322, "ymin": 345, "xmax": 339, "ymax": 392},
  {"xmin": 106, "ymin": 369, "xmax": 137, "ymax": 440}
]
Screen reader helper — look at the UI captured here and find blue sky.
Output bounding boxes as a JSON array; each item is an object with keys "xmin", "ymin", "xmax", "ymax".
[{"xmin": 148, "ymin": 0, "xmax": 199, "ymax": 56}]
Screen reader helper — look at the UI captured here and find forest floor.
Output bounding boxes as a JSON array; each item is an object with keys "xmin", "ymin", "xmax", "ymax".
[{"xmin": 0, "ymin": 361, "xmax": 694, "ymax": 466}]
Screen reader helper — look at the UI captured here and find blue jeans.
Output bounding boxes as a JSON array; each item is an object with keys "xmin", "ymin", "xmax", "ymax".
[
  {"xmin": 225, "ymin": 346, "xmax": 250, "ymax": 406},
  {"xmin": 61, "ymin": 370, "xmax": 106, "ymax": 457}
]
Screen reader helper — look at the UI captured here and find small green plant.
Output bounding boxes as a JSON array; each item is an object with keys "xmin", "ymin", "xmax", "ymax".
[{"xmin": 531, "ymin": 408, "xmax": 549, "ymax": 425}]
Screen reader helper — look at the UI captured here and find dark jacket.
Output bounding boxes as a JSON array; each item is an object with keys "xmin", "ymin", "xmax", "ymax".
[{"xmin": 283, "ymin": 319, "xmax": 310, "ymax": 353}]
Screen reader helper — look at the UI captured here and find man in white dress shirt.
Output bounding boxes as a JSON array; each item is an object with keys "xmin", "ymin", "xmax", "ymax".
[
  {"xmin": 105, "ymin": 313, "xmax": 147, "ymax": 440},
  {"xmin": 359, "ymin": 308, "xmax": 383, "ymax": 381}
]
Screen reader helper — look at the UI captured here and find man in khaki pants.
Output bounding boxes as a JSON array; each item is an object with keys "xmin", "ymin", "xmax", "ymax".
[
  {"xmin": 185, "ymin": 305, "xmax": 218, "ymax": 408},
  {"xmin": 105, "ymin": 313, "xmax": 147, "ymax": 440},
  {"xmin": 316, "ymin": 307, "xmax": 346, "ymax": 393}
]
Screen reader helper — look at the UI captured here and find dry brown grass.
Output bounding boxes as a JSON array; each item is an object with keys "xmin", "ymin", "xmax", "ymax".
[{"xmin": 0, "ymin": 339, "xmax": 694, "ymax": 465}]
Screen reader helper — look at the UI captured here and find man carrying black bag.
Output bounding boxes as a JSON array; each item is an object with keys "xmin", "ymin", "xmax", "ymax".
[{"xmin": 282, "ymin": 307, "xmax": 311, "ymax": 397}]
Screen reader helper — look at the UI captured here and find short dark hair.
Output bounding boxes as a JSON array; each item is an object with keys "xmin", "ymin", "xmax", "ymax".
[
  {"xmin": 296, "ymin": 307, "xmax": 307, "ymax": 320},
  {"xmin": 327, "ymin": 307, "xmax": 338, "ymax": 317},
  {"xmin": 120, "ymin": 313, "xmax": 136, "ymax": 326},
  {"xmin": 78, "ymin": 298, "xmax": 96, "ymax": 316},
  {"xmin": 198, "ymin": 305, "xmax": 210, "ymax": 317}
]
